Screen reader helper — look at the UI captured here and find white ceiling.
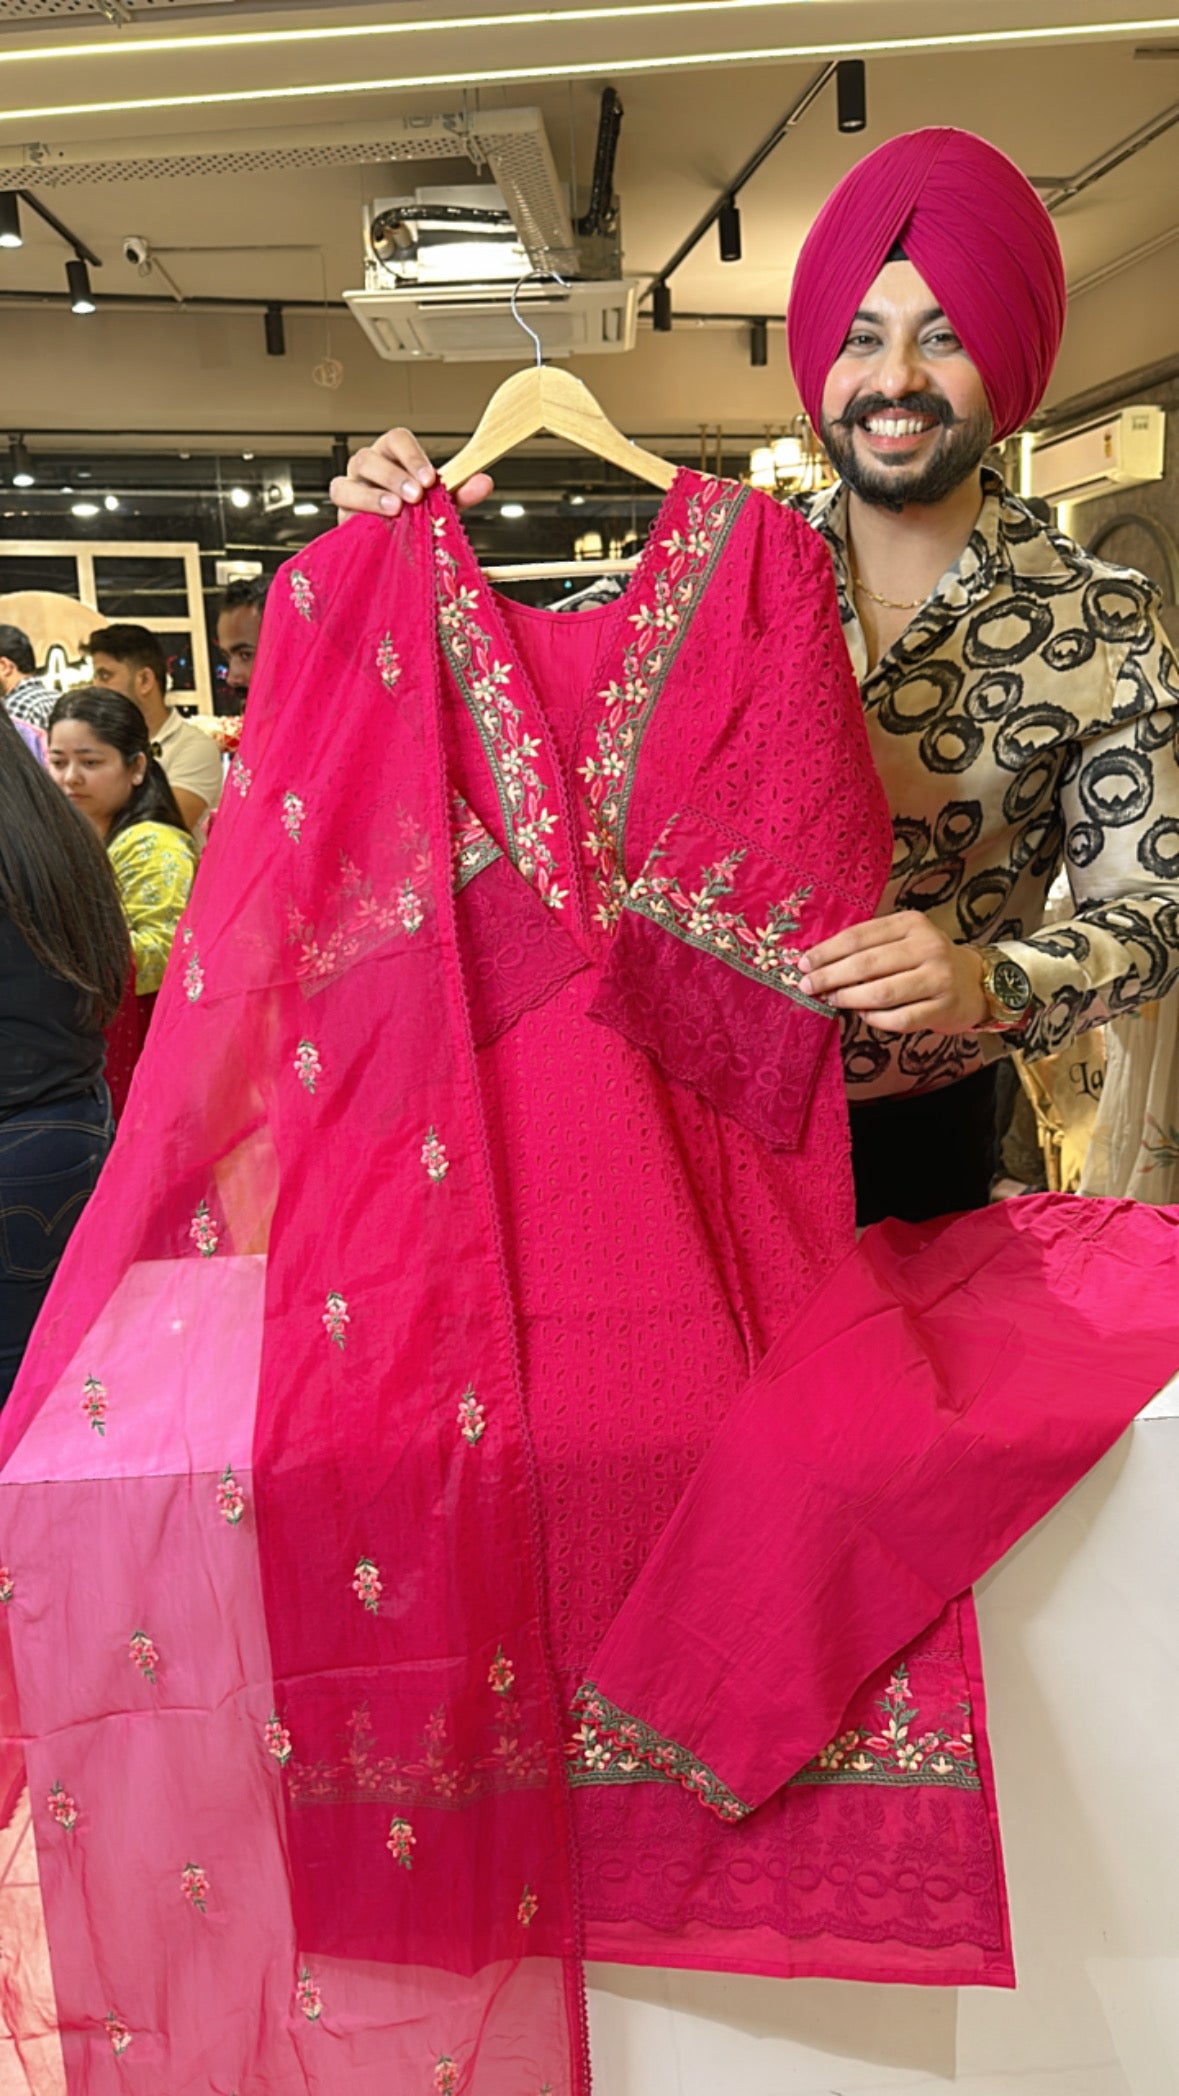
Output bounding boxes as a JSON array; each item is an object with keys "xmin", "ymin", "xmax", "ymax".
[{"xmin": 1, "ymin": 1, "xmax": 1178, "ymax": 432}]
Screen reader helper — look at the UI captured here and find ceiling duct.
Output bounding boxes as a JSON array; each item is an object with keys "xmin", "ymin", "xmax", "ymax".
[{"xmin": 0, "ymin": 108, "xmax": 578, "ymax": 275}]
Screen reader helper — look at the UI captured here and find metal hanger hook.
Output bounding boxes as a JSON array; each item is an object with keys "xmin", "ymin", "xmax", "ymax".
[{"xmin": 510, "ymin": 269, "xmax": 570, "ymax": 366}]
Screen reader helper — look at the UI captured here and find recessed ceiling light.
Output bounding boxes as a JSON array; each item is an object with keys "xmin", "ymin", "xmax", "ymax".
[
  {"xmin": 229, "ymin": 486, "xmax": 251, "ymax": 509},
  {"xmin": 104, "ymin": 493, "xmax": 119, "ymax": 511},
  {"xmin": 500, "ymin": 501, "xmax": 526, "ymax": 519},
  {"xmin": 71, "ymin": 500, "xmax": 100, "ymax": 518}
]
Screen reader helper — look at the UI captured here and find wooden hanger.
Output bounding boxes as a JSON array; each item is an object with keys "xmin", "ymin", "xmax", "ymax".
[{"xmin": 440, "ymin": 364, "xmax": 677, "ymax": 496}]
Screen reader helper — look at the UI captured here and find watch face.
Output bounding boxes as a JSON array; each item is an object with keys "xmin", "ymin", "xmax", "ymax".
[{"xmin": 991, "ymin": 957, "xmax": 1032, "ymax": 1013}]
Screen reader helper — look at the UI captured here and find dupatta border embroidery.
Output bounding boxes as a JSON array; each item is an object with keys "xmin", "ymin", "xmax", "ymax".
[
  {"xmin": 434, "ymin": 517, "xmax": 568, "ymax": 912},
  {"xmin": 580, "ymin": 478, "xmax": 750, "ymax": 931},
  {"xmin": 451, "ymin": 792, "xmax": 503, "ymax": 894}
]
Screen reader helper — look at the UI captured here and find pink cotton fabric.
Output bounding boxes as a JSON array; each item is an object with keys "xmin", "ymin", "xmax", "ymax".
[
  {"xmin": 0, "ymin": 472, "xmax": 897, "ymax": 2090},
  {"xmin": 580, "ymin": 1195, "xmax": 1179, "ymax": 1821},
  {"xmin": 787, "ymin": 127, "xmax": 1067, "ymax": 442}
]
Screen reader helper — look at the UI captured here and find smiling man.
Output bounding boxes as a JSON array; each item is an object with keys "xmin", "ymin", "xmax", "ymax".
[{"xmin": 334, "ymin": 127, "xmax": 1179, "ymax": 1223}]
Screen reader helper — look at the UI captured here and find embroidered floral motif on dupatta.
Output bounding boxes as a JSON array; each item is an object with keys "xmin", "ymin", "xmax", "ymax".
[{"xmin": 0, "ymin": 506, "xmax": 588, "ymax": 2095}]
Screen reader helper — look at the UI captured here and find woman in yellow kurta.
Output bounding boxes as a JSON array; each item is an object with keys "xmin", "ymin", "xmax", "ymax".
[{"xmin": 47, "ymin": 688, "xmax": 198, "ymax": 1109}]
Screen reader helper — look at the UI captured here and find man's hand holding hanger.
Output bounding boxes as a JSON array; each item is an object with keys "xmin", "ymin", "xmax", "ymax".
[{"xmin": 332, "ymin": 430, "xmax": 492, "ymax": 523}]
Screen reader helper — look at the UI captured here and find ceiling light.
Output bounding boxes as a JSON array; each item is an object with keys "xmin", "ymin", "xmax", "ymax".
[
  {"xmin": 9, "ymin": 436, "xmax": 34, "ymax": 487},
  {"xmin": 0, "ymin": 19, "xmax": 1168, "ymax": 127},
  {"xmin": 0, "ymin": 6, "xmax": 1168, "ymax": 77},
  {"xmin": 66, "ymin": 258, "xmax": 96, "ymax": 314},
  {"xmin": 569, "ymin": 492, "xmax": 586, "ymax": 506},
  {"xmin": 718, "ymin": 199, "xmax": 741, "ymax": 264},
  {"xmin": 836, "ymin": 57, "xmax": 867, "ymax": 133},
  {"xmin": 0, "ymin": 193, "xmax": 21, "ymax": 249},
  {"xmin": 104, "ymin": 493, "xmax": 119, "ymax": 511},
  {"xmin": 500, "ymin": 501, "xmax": 526, "ymax": 519},
  {"xmin": 242, "ymin": 451, "xmax": 255, "ymax": 461},
  {"xmin": 71, "ymin": 500, "xmax": 100, "ymax": 518},
  {"xmin": 265, "ymin": 303, "xmax": 286, "ymax": 357},
  {"xmin": 229, "ymin": 485, "xmax": 251, "ymax": 509},
  {"xmin": 293, "ymin": 500, "xmax": 319, "ymax": 517}
]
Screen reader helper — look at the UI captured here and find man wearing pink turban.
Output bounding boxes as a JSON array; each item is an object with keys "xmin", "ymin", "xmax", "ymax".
[{"xmin": 337, "ymin": 127, "xmax": 1179, "ymax": 1225}]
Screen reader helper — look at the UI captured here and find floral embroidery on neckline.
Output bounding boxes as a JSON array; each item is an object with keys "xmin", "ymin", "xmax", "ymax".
[
  {"xmin": 579, "ymin": 476, "xmax": 747, "ymax": 930},
  {"xmin": 434, "ymin": 506, "xmax": 568, "ymax": 913}
]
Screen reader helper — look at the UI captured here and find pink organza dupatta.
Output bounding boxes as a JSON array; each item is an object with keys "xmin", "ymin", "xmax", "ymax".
[{"xmin": 0, "ymin": 507, "xmax": 587, "ymax": 2094}]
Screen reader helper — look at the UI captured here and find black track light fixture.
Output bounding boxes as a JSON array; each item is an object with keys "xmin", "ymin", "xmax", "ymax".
[
  {"xmin": 652, "ymin": 280, "xmax": 673, "ymax": 332},
  {"xmin": 265, "ymin": 302, "xmax": 286, "ymax": 357},
  {"xmin": 9, "ymin": 436, "xmax": 34, "ymax": 488},
  {"xmin": 0, "ymin": 194, "xmax": 21, "ymax": 250},
  {"xmin": 836, "ymin": 59, "xmax": 867, "ymax": 134},
  {"xmin": 718, "ymin": 198, "xmax": 742, "ymax": 263},
  {"xmin": 750, "ymin": 318, "xmax": 768, "ymax": 367},
  {"xmin": 66, "ymin": 258, "xmax": 96, "ymax": 314}
]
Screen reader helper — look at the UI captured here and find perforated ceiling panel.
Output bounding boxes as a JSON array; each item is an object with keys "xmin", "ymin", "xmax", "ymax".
[
  {"xmin": 2, "ymin": 0, "xmax": 235, "ymax": 18},
  {"xmin": 0, "ymin": 109, "xmax": 579, "ymax": 272}
]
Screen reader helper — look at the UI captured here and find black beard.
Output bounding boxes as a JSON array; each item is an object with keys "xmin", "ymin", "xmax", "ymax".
[{"xmin": 820, "ymin": 394, "xmax": 994, "ymax": 513}]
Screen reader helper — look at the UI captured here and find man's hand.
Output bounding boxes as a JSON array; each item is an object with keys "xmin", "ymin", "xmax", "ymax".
[
  {"xmin": 799, "ymin": 911, "xmax": 989, "ymax": 1034},
  {"xmin": 330, "ymin": 428, "xmax": 494, "ymax": 523}
]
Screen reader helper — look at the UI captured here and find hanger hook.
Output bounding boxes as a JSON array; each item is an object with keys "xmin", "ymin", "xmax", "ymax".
[{"xmin": 510, "ymin": 269, "xmax": 570, "ymax": 367}]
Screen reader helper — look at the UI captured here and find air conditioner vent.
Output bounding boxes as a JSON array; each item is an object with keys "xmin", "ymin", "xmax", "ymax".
[{"xmin": 345, "ymin": 280, "xmax": 638, "ymax": 363}]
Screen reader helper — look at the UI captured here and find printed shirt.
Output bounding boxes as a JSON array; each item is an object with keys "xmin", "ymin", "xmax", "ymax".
[
  {"xmin": 107, "ymin": 819, "xmax": 196, "ymax": 995},
  {"xmin": 4, "ymin": 675, "xmax": 57, "ymax": 731},
  {"xmin": 799, "ymin": 470, "xmax": 1179, "ymax": 1098},
  {"xmin": 554, "ymin": 472, "xmax": 1179, "ymax": 1099}
]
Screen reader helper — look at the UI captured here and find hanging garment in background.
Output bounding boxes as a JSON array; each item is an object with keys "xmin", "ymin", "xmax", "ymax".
[
  {"xmin": 1080, "ymin": 991, "xmax": 1179, "ymax": 1202},
  {"xmin": 0, "ymin": 473, "xmax": 892, "ymax": 2093}
]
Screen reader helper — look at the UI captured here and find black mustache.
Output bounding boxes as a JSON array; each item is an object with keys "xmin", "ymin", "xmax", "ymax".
[{"xmin": 835, "ymin": 394, "xmax": 960, "ymax": 432}]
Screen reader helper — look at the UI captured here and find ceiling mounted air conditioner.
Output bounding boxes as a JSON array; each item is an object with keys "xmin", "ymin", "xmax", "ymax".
[
  {"xmin": 1026, "ymin": 405, "xmax": 1165, "ymax": 505},
  {"xmin": 345, "ymin": 279, "xmax": 638, "ymax": 363}
]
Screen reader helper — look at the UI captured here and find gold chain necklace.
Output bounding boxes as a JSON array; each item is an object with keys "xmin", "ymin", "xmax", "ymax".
[{"xmin": 849, "ymin": 565, "xmax": 926, "ymax": 612}]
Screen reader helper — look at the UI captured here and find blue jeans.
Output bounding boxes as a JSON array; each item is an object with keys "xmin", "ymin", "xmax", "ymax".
[{"xmin": 0, "ymin": 1088, "xmax": 113, "ymax": 1405}]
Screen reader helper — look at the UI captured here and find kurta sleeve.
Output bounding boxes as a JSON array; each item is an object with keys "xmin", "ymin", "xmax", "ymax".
[
  {"xmin": 108, "ymin": 823, "xmax": 196, "ymax": 995},
  {"xmin": 988, "ymin": 608, "xmax": 1179, "ymax": 1057},
  {"xmin": 588, "ymin": 516, "xmax": 892, "ymax": 1149}
]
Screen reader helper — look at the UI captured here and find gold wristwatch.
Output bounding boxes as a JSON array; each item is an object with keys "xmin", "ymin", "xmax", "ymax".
[{"xmin": 976, "ymin": 944, "xmax": 1033, "ymax": 1033}]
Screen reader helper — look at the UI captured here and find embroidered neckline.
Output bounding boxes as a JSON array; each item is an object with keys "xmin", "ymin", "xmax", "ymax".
[{"xmin": 579, "ymin": 477, "xmax": 749, "ymax": 930}]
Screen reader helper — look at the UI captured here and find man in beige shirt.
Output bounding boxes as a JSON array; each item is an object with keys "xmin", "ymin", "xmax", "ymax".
[{"xmin": 88, "ymin": 624, "xmax": 223, "ymax": 835}]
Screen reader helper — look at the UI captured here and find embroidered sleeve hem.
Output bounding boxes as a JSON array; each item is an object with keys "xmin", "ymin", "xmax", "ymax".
[
  {"xmin": 570, "ymin": 1683, "xmax": 752, "ymax": 1824},
  {"xmin": 587, "ymin": 811, "xmax": 848, "ymax": 1150}
]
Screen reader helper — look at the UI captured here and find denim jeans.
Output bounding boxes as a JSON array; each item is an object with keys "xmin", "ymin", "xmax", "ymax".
[{"xmin": 0, "ymin": 1087, "xmax": 113, "ymax": 1405}]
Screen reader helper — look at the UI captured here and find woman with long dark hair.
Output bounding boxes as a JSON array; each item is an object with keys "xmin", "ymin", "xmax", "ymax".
[
  {"xmin": 0, "ymin": 711, "xmax": 128, "ymax": 1400},
  {"xmin": 48, "ymin": 688, "xmax": 198, "ymax": 1115}
]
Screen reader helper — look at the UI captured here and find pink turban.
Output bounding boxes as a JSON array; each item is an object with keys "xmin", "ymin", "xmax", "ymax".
[{"xmin": 786, "ymin": 128, "xmax": 1066, "ymax": 444}]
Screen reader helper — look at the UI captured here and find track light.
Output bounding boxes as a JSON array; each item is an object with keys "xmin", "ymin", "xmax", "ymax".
[
  {"xmin": 66, "ymin": 258, "xmax": 96, "ymax": 313},
  {"xmin": 0, "ymin": 194, "xmax": 21, "ymax": 250},
  {"xmin": 652, "ymin": 280, "xmax": 672, "ymax": 332},
  {"xmin": 750, "ymin": 318, "xmax": 768, "ymax": 367},
  {"xmin": 836, "ymin": 58, "xmax": 867, "ymax": 133},
  {"xmin": 9, "ymin": 436, "xmax": 34, "ymax": 487},
  {"xmin": 265, "ymin": 302, "xmax": 286, "ymax": 357},
  {"xmin": 229, "ymin": 486, "xmax": 252, "ymax": 510},
  {"xmin": 718, "ymin": 198, "xmax": 742, "ymax": 264}
]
